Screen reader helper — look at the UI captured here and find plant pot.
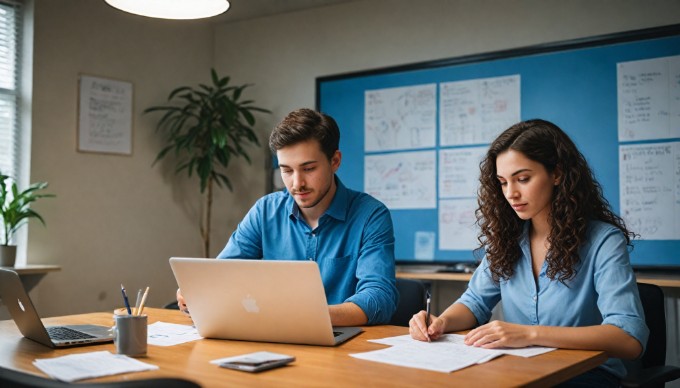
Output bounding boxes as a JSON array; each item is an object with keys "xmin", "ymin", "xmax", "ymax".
[{"xmin": 0, "ymin": 245, "xmax": 17, "ymax": 267}]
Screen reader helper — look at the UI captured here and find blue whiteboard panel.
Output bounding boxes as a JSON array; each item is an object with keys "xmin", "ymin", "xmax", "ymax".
[{"xmin": 317, "ymin": 25, "xmax": 680, "ymax": 268}]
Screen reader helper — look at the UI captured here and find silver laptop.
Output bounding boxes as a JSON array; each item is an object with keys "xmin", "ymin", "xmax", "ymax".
[
  {"xmin": 0, "ymin": 269, "xmax": 113, "ymax": 347},
  {"xmin": 169, "ymin": 257, "xmax": 363, "ymax": 346}
]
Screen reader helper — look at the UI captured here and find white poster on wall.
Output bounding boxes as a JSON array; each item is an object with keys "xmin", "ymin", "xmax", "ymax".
[
  {"xmin": 438, "ymin": 198, "xmax": 479, "ymax": 250},
  {"xmin": 365, "ymin": 84, "xmax": 437, "ymax": 152},
  {"xmin": 617, "ymin": 55, "xmax": 680, "ymax": 141},
  {"xmin": 619, "ymin": 142, "xmax": 680, "ymax": 240},
  {"xmin": 78, "ymin": 75, "xmax": 133, "ymax": 155},
  {"xmin": 364, "ymin": 150, "xmax": 436, "ymax": 209},
  {"xmin": 440, "ymin": 74, "xmax": 520, "ymax": 146},
  {"xmin": 439, "ymin": 146, "xmax": 487, "ymax": 198}
]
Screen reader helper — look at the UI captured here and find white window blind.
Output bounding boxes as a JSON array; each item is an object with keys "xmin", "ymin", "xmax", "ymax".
[{"xmin": 0, "ymin": 0, "xmax": 22, "ymax": 180}]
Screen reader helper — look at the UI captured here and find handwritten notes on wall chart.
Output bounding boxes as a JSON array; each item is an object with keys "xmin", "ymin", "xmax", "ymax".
[
  {"xmin": 618, "ymin": 55, "xmax": 680, "ymax": 240},
  {"xmin": 78, "ymin": 75, "xmax": 133, "ymax": 155},
  {"xmin": 364, "ymin": 75, "xmax": 520, "ymax": 253},
  {"xmin": 361, "ymin": 55, "xmax": 680, "ymax": 257}
]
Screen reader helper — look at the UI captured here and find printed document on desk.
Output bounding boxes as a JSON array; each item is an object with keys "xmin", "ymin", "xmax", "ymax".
[
  {"xmin": 350, "ymin": 334, "xmax": 556, "ymax": 373},
  {"xmin": 33, "ymin": 351, "xmax": 158, "ymax": 382},
  {"xmin": 147, "ymin": 321, "xmax": 202, "ymax": 346}
]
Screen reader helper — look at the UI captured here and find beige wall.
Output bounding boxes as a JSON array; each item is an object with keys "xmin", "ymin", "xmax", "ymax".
[
  {"xmin": 27, "ymin": 0, "xmax": 235, "ymax": 316},
  {"xmin": 21, "ymin": 0, "xmax": 680, "ymax": 318},
  {"xmin": 212, "ymin": 0, "xmax": 680, "ymax": 122}
]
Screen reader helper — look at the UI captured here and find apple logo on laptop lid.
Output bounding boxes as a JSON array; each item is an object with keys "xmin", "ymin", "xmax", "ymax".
[{"xmin": 241, "ymin": 294, "xmax": 260, "ymax": 313}]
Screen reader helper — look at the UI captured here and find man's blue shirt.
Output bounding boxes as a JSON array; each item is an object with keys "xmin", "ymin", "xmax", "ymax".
[
  {"xmin": 457, "ymin": 220, "xmax": 648, "ymax": 378},
  {"xmin": 217, "ymin": 176, "xmax": 398, "ymax": 325}
]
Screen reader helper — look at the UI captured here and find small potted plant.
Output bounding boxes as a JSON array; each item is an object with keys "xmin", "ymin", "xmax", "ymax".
[{"xmin": 0, "ymin": 173, "xmax": 55, "ymax": 267}]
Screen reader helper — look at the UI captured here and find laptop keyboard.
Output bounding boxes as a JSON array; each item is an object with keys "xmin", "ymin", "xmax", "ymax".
[{"xmin": 47, "ymin": 326, "xmax": 96, "ymax": 340}]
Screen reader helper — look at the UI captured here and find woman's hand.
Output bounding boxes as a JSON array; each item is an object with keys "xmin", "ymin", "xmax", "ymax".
[
  {"xmin": 464, "ymin": 320, "xmax": 536, "ymax": 348},
  {"xmin": 176, "ymin": 288, "xmax": 190, "ymax": 316},
  {"xmin": 409, "ymin": 310, "xmax": 445, "ymax": 341}
]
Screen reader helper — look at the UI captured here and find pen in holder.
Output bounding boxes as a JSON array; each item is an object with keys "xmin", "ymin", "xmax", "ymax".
[{"xmin": 113, "ymin": 313, "xmax": 148, "ymax": 357}]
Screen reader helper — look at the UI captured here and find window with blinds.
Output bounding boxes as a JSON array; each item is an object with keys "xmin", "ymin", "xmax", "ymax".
[{"xmin": 0, "ymin": 1, "xmax": 21, "ymax": 180}]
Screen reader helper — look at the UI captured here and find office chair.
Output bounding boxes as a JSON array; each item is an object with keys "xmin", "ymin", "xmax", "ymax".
[
  {"xmin": 164, "ymin": 301, "xmax": 180, "ymax": 310},
  {"xmin": 621, "ymin": 282, "xmax": 680, "ymax": 388},
  {"xmin": 0, "ymin": 366, "xmax": 201, "ymax": 388},
  {"xmin": 389, "ymin": 278, "xmax": 428, "ymax": 327}
]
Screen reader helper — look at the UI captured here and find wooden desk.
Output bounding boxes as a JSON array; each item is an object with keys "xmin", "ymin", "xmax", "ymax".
[{"xmin": 0, "ymin": 308, "xmax": 606, "ymax": 387}]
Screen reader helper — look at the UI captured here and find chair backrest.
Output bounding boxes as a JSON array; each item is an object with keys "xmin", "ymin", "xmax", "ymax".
[
  {"xmin": 389, "ymin": 278, "xmax": 427, "ymax": 327},
  {"xmin": 636, "ymin": 282, "xmax": 666, "ymax": 368},
  {"xmin": 0, "ymin": 366, "xmax": 201, "ymax": 388}
]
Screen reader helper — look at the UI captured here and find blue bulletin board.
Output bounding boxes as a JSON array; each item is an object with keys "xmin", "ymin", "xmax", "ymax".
[{"xmin": 316, "ymin": 24, "xmax": 680, "ymax": 269}]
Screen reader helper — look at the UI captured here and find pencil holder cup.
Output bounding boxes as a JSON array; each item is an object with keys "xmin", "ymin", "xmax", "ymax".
[{"xmin": 113, "ymin": 314, "xmax": 147, "ymax": 357}]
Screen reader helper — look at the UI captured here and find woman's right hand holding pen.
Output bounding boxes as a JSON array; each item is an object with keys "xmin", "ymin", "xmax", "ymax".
[{"xmin": 409, "ymin": 310, "xmax": 445, "ymax": 342}]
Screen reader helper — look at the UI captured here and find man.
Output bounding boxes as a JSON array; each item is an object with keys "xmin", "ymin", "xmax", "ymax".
[{"xmin": 177, "ymin": 108, "xmax": 398, "ymax": 326}]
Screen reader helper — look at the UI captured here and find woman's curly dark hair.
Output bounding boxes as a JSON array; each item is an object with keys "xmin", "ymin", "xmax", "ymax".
[{"xmin": 475, "ymin": 119, "xmax": 635, "ymax": 283}]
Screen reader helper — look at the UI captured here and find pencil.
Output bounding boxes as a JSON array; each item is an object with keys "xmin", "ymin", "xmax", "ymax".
[
  {"xmin": 136, "ymin": 286, "xmax": 150, "ymax": 316},
  {"xmin": 133, "ymin": 288, "xmax": 143, "ymax": 315}
]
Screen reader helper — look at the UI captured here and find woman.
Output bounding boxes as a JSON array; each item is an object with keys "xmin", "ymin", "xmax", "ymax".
[{"xmin": 410, "ymin": 119, "xmax": 648, "ymax": 386}]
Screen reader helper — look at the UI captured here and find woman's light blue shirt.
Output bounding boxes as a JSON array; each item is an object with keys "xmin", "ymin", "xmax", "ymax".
[
  {"xmin": 217, "ymin": 177, "xmax": 398, "ymax": 325},
  {"xmin": 457, "ymin": 220, "xmax": 649, "ymax": 378}
]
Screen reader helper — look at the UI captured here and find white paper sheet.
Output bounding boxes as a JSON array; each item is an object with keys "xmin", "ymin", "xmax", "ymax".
[
  {"xmin": 33, "ymin": 351, "xmax": 158, "ymax": 382},
  {"xmin": 365, "ymin": 84, "xmax": 437, "ymax": 152},
  {"xmin": 439, "ymin": 75, "xmax": 520, "ymax": 146},
  {"xmin": 438, "ymin": 198, "xmax": 479, "ymax": 250},
  {"xmin": 364, "ymin": 150, "xmax": 436, "ymax": 209},
  {"xmin": 351, "ymin": 334, "xmax": 556, "ymax": 373},
  {"xmin": 619, "ymin": 142, "xmax": 680, "ymax": 240},
  {"xmin": 147, "ymin": 321, "xmax": 202, "ymax": 346},
  {"xmin": 617, "ymin": 55, "xmax": 680, "ymax": 141}
]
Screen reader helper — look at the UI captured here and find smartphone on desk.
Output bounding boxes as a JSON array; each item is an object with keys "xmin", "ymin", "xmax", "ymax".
[{"xmin": 215, "ymin": 351, "xmax": 295, "ymax": 373}]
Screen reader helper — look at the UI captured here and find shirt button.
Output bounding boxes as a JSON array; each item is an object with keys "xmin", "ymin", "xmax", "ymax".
[
  {"xmin": 308, "ymin": 257, "xmax": 313, "ymax": 261},
  {"xmin": 533, "ymin": 295, "xmax": 537, "ymax": 301}
]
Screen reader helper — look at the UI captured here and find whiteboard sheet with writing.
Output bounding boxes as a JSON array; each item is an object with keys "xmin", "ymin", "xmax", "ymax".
[
  {"xmin": 439, "ymin": 74, "xmax": 520, "ymax": 146},
  {"xmin": 439, "ymin": 146, "xmax": 486, "ymax": 199},
  {"xmin": 619, "ymin": 142, "xmax": 680, "ymax": 240},
  {"xmin": 617, "ymin": 55, "xmax": 680, "ymax": 141},
  {"xmin": 78, "ymin": 75, "xmax": 133, "ymax": 154},
  {"xmin": 364, "ymin": 150, "xmax": 436, "ymax": 209},
  {"xmin": 439, "ymin": 198, "xmax": 478, "ymax": 251},
  {"xmin": 364, "ymin": 84, "xmax": 437, "ymax": 152}
]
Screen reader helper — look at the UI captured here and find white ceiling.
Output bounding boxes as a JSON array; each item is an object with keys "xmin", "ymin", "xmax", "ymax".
[{"xmin": 212, "ymin": 0, "xmax": 361, "ymax": 23}]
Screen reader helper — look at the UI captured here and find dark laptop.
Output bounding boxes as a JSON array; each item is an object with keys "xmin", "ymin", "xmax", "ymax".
[{"xmin": 0, "ymin": 269, "xmax": 113, "ymax": 347}]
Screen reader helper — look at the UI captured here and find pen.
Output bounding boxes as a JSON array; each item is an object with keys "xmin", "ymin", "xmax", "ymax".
[
  {"xmin": 121, "ymin": 284, "xmax": 132, "ymax": 315},
  {"xmin": 136, "ymin": 286, "xmax": 150, "ymax": 316},
  {"xmin": 425, "ymin": 290, "xmax": 431, "ymax": 341}
]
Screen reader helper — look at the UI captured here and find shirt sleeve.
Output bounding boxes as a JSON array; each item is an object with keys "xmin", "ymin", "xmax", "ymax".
[
  {"xmin": 345, "ymin": 202, "xmax": 399, "ymax": 325},
  {"xmin": 592, "ymin": 228, "xmax": 649, "ymax": 355},
  {"xmin": 216, "ymin": 199, "xmax": 264, "ymax": 259},
  {"xmin": 455, "ymin": 257, "xmax": 502, "ymax": 326}
]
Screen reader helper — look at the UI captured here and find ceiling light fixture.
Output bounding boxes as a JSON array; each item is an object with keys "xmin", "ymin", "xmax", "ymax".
[{"xmin": 105, "ymin": 0, "xmax": 230, "ymax": 20}]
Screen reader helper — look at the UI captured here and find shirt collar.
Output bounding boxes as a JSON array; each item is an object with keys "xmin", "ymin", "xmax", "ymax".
[{"xmin": 287, "ymin": 175, "xmax": 348, "ymax": 222}]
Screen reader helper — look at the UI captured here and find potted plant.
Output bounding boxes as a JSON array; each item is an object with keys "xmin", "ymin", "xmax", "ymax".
[
  {"xmin": 145, "ymin": 69, "xmax": 270, "ymax": 257},
  {"xmin": 0, "ymin": 173, "xmax": 55, "ymax": 267}
]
